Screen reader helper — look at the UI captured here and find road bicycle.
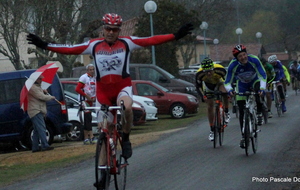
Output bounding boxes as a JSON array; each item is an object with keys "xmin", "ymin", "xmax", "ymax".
[
  {"xmin": 293, "ymin": 75, "xmax": 300, "ymax": 95},
  {"xmin": 206, "ymin": 91, "xmax": 228, "ymax": 148},
  {"xmin": 271, "ymin": 81, "xmax": 283, "ymax": 117},
  {"xmin": 238, "ymin": 91, "xmax": 260, "ymax": 156},
  {"xmin": 87, "ymin": 101, "xmax": 128, "ymax": 190}
]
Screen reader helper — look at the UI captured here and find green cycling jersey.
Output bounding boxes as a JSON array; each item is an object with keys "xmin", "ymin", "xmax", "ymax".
[{"xmin": 263, "ymin": 62, "xmax": 275, "ymax": 83}]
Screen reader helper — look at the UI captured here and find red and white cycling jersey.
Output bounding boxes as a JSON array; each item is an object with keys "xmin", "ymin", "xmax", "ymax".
[
  {"xmin": 48, "ymin": 34, "xmax": 175, "ymax": 105},
  {"xmin": 78, "ymin": 73, "xmax": 96, "ymax": 100}
]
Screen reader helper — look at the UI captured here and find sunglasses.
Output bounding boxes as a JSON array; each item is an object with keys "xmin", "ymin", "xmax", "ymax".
[{"xmin": 104, "ymin": 26, "xmax": 120, "ymax": 33}]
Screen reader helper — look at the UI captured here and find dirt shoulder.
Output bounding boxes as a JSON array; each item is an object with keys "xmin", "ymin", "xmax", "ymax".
[{"xmin": 0, "ymin": 128, "xmax": 185, "ymax": 166}]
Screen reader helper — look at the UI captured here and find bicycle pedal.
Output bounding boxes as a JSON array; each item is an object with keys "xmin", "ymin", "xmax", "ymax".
[{"xmin": 256, "ymin": 129, "xmax": 261, "ymax": 132}]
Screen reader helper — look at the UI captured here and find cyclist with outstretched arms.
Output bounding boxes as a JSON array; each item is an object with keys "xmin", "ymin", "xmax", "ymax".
[
  {"xmin": 195, "ymin": 58, "xmax": 230, "ymax": 141},
  {"xmin": 27, "ymin": 13, "xmax": 194, "ymax": 160},
  {"xmin": 225, "ymin": 44, "xmax": 266, "ymax": 148},
  {"xmin": 268, "ymin": 55, "xmax": 287, "ymax": 112}
]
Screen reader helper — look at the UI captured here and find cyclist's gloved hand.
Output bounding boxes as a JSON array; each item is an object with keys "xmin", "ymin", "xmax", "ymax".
[
  {"xmin": 27, "ymin": 33, "xmax": 48, "ymax": 49},
  {"xmin": 258, "ymin": 89, "xmax": 265, "ymax": 96},
  {"xmin": 174, "ymin": 23, "xmax": 194, "ymax": 40},
  {"xmin": 228, "ymin": 89, "xmax": 235, "ymax": 96}
]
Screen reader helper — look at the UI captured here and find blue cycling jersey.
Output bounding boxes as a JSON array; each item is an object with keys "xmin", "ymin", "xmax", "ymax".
[
  {"xmin": 225, "ymin": 54, "xmax": 267, "ymax": 92},
  {"xmin": 272, "ymin": 60, "xmax": 285, "ymax": 81}
]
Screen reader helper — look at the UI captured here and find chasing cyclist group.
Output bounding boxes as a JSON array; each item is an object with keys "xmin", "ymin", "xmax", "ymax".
[{"xmin": 195, "ymin": 44, "xmax": 296, "ymax": 149}]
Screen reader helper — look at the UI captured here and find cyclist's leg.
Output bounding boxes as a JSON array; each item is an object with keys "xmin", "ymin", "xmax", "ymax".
[
  {"xmin": 237, "ymin": 100, "xmax": 245, "ymax": 134},
  {"xmin": 235, "ymin": 81, "xmax": 247, "ymax": 133},
  {"xmin": 203, "ymin": 83, "xmax": 215, "ymax": 141},
  {"xmin": 219, "ymin": 83, "xmax": 230, "ymax": 123},
  {"xmin": 282, "ymin": 79, "xmax": 287, "ymax": 96},
  {"xmin": 277, "ymin": 82, "xmax": 286, "ymax": 112},
  {"xmin": 253, "ymin": 81, "xmax": 264, "ymax": 125},
  {"xmin": 206, "ymin": 98, "xmax": 214, "ymax": 129},
  {"xmin": 117, "ymin": 86, "xmax": 133, "ymax": 159},
  {"xmin": 237, "ymin": 100, "xmax": 246, "ymax": 148},
  {"xmin": 291, "ymin": 76, "xmax": 295, "ymax": 89},
  {"xmin": 266, "ymin": 90, "xmax": 273, "ymax": 117}
]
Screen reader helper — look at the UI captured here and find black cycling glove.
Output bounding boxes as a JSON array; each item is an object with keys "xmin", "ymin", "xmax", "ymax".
[
  {"xmin": 26, "ymin": 33, "xmax": 48, "ymax": 49},
  {"xmin": 174, "ymin": 23, "xmax": 194, "ymax": 40}
]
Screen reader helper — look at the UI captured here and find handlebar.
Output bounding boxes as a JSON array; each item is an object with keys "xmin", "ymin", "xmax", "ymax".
[
  {"xmin": 205, "ymin": 91, "xmax": 228, "ymax": 96},
  {"xmin": 81, "ymin": 100, "xmax": 126, "ymax": 112},
  {"xmin": 237, "ymin": 91, "xmax": 257, "ymax": 96}
]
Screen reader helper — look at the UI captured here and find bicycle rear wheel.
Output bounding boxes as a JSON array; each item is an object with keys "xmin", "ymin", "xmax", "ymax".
[
  {"xmin": 243, "ymin": 110, "xmax": 250, "ymax": 156},
  {"xmin": 114, "ymin": 132, "xmax": 128, "ymax": 190},
  {"xmin": 95, "ymin": 133, "xmax": 111, "ymax": 190}
]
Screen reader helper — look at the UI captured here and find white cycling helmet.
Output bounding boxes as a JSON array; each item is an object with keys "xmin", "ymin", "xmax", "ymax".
[{"xmin": 268, "ymin": 55, "xmax": 277, "ymax": 63}]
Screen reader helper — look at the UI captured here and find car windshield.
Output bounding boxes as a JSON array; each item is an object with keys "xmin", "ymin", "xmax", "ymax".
[{"xmin": 155, "ymin": 66, "xmax": 176, "ymax": 79}]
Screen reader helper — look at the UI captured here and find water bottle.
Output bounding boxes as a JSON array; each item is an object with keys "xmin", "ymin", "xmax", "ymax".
[{"xmin": 109, "ymin": 138, "xmax": 116, "ymax": 156}]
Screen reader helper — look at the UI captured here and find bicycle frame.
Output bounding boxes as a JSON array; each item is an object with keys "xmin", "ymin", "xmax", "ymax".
[
  {"xmin": 87, "ymin": 102, "xmax": 128, "ymax": 190},
  {"xmin": 206, "ymin": 91, "xmax": 227, "ymax": 148}
]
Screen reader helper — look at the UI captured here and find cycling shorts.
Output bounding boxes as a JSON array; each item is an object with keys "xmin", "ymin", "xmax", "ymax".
[
  {"xmin": 95, "ymin": 78, "xmax": 133, "ymax": 123},
  {"xmin": 204, "ymin": 81, "xmax": 224, "ymax": 99}
]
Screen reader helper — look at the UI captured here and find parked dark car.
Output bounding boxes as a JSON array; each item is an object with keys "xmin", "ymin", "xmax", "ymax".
[
  {"xmin": 60, "ymin": 80, "xmax": 146, "ymax": 126},
  {"xmin": 71, "ymin": 64, "xmax": 198, "ymax": 96},
  {"xmin": 131, "ymin": 80, "xmax": 199, "ymax": 118},
  {"xmin": 0, "ymin": 70, "xmax": 71, "ymax": 148}
]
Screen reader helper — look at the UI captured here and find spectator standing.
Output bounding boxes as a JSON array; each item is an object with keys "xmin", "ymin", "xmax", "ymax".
[
  {"xmin": 75, "ymin": 64, "xmax": 97, "ymax": 145},
  {"xmin": 27, "ymin": 75, "xmax": 55, "ymax": 153}
]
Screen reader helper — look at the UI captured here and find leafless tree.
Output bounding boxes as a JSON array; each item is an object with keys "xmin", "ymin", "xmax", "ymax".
[{"xmin": 0, "ymin": 0, "xmax": 31, "ymax": 70}]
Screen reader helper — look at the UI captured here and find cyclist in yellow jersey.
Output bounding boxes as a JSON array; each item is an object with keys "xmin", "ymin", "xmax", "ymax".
[
  {"xmin": 195, "ymin": 58, "xmax": 230, "ymax": 141},
  {"xmin": 282, "ymin": 65, "xmax": 290, "ymax": 97}
]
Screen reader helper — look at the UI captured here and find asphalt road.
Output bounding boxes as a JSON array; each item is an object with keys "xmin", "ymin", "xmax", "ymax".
[{"xmin": 2, "ymin": 89, "xmax": 300, "ymax": 190}]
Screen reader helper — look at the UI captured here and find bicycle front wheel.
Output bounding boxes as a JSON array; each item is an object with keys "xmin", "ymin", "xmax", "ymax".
[
  {"xmin": 274, "ymin": 91, "xmax": 282, "ymax": 117},
  {"xmin": 251, "ymin": 122, "xmax": 258, "ymax": 154},
  {"xmin": 213, "ymin": 107, "xmax": 219, "ymax": 148},
  {"xmin": 95, "ymin": 133, "xmax": 111, "ymax": 190},
  {"xmin": 114, "ymin": 133, "xmax": 128, "ymax": 190},
  {"xmin": 219, "ymin": 111, "xmax": 225, "ymax": 146}
]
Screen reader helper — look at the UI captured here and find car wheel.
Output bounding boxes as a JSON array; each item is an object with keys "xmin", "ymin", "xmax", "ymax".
[
  {"xmin": 67, "ymin": 121, "xmax": 83, "ymax": 141},
  {"xmin": 170, "ymin": 103, "xmax": 186, "ymax": 119},
  {"xmin": 22, "ymin": 122, "xmax": 54, "ymax": 149}
]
